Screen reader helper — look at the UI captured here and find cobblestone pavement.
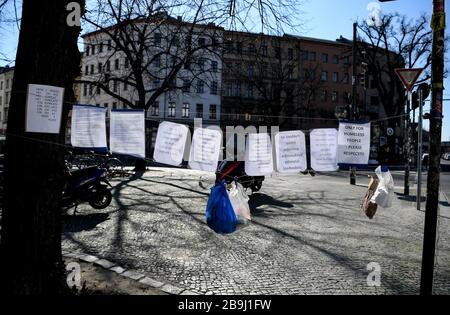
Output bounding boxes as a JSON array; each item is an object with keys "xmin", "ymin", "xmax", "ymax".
[{"xmin": 62, "ymin": 167, "xmax": 450, "ymax": 295}]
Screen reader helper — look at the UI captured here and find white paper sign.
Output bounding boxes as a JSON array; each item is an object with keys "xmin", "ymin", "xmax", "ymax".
[
  {"xmin": 337, "ymin": 122, "xmax": 371, "ymax": 165},
  {"xmin": 153, "ymin": 121, "xmax": 189, "ymax": 166},
  {"xmin": 26, "ymin": 84, "xmax": 64, "ymax": 133},
  {"xmin": 110, "ymin": 110, "xmax": 145, "ymax": 159},
  {"xmin": 310, "ymin": 129, "xmax": 338, "ymax": 171},
  {"xmin": 245, "ymin": 133, "xmax": 273, "ymax": 176},
  {"xmin": 274, "ymin": 130, "xmax": 307, "ymax": 173},
  {"xmin": 189, "ymin": 127, "xmax": 222, "ymax": 172},
  {"xmin": 70, "ymin": 105, "xmax": 107, "ymax": 148}
]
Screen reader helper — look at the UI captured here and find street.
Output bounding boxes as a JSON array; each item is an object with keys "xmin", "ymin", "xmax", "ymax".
[{"xmin": 62, "ymin": 167, "xmax": 450, "ymax": 295}]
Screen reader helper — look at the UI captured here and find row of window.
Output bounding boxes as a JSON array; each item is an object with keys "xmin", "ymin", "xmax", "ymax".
[
  {"xmin": 84, "ymin": 58, "xmax": 127, "ymax": 75},
  {"xmin": 224, "ymin": 41, "xmax": 351, "ymax": 64},
  {"xmin": 222, "ymin": 80, "xmax": 350, "ymax": 103},
  {"xmin": 223, "ymin": 62, "xmax": 349, "ymax": 83},
  {"xmin": 0, "ymin": 92, "xmax": 10, "ymax": 106},
  {"xmin": 84, "ymin": 58, "xmax": 219, "ymax": 76},
  {"xmin": 94, "ymin": 101, "xmax": 218, "ymax": 120},
  {"xmin": 85, "ymin": 35, "xmax": 217, "ymax": 57},
  {"xmin": 82, "ymin": 78, "xmax": 219, "ymax": 97},
  {"xmin": 321, "ymin": 71, "xmax": 350, "ymax": 83},
  {"xmin": 318, "ymin": 90, "xmax": 350, "ymax": 103},
  {"xmin": 85, "ymin": 40, "xmax": 113, "ymax": 56},
  {"xmin": 152, "ymin": 102, "xmax": 217, "ymax": 119}
]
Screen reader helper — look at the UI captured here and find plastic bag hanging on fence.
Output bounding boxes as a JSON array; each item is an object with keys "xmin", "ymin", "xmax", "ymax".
[
  {"xmin": 370, "ymin": 165, "xmax": 395, "ymax": 208},
  {"xmin": 361, "ymin": 175, "xmax": 379, "ymax": 219},
  {"xmin": 227, "ymin": 181, "xmax": 251, "ymax": 224},
  {"xmin": 205, "ymin": 180, "xmax": 237, "ymax": 234}
]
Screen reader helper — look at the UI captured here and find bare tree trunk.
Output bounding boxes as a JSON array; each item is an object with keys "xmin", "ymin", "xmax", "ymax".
[{"xmin": 0, "ymin": 0, "xmax": 84, "ymax": 294}]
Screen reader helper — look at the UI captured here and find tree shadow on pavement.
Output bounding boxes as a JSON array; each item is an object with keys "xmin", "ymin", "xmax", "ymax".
[
  {"xmin": 248, "ymin": 193, "xmax": 293, "ymax": 216},
  {"xmin": 63, "ymin": 213, "xmax": 110, "ymax": 232},
  {"xmin": 395, "ymin": 192, "xmax": 426, "ymax": 203}
]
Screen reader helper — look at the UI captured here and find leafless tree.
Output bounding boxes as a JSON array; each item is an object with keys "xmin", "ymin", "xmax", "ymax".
[
  {"xmin": 78, "ymin": 0, "xmax": 225, "ymax": 111},
  {"xmin": 357, "ymin": 12, "xmax": 436, "ymax": 159},
  {"xmin": 221, "ymin": 34, "xmax": 325, "ymax": 129},
  {"xmin": 357, "ymin": 13, "xmax": 433, "ymax": 120}
]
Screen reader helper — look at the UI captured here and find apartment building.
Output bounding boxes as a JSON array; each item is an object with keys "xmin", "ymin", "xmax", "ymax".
[
  {"xmin": 79, "ymin": 16, "xmax": 223, "ymax": 128},
  {"xmin": 0, "ymin": 66, "xmax": 14, "ymax": 136},
  {"xmin": 220, "ymin": 32, "xmax": 367, "ymax": 130},
  {"xmin": 220, "ymin": 31, "xmax": 404, "ymax": 160}
]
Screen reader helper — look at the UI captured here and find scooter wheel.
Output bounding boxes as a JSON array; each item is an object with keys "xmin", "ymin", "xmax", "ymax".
[
  {"xmin": 250, "ymin": 182, "xmax": 262, "ymax": 193},
  {"xmin": 89, "ymin": 187, "xmax": 112, "ymax": 209}
]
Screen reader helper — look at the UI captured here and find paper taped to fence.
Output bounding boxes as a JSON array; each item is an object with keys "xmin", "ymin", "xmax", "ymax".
[
  {"xmin": 26, "ymin": 84, "xmax": 64, "ymax": 133},
  {"xmin": 70, "ymin": 105, "xmax": 107, "ymax": 149},
  {"xmin": 110, "ymin": 110, "xmax": 145, "ymax": 159},
  {"xmin": 310, "ymin": 128, "xmax": 338, "ymax": 171},
  {"xmin": 189, "ymin": 127, "xmax": 222, "ymax": 172},
  {"xmin": 274, "ymin": 130, "xmax": 307, "ymax": 173},
  {"xmin": 337, "ymin": 122, "xmax": 371, "ymax": 166},
  {"xmin": 245, "ymin": 133, "xmax": 274, "ymax": 176},
  {"xmin": 153, "ymin": 121, "xmax": 189, "ymax": 166}
]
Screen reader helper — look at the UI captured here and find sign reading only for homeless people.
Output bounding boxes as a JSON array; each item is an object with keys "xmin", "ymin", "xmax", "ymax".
[{"xmin": 337, "ymin": 121, "xmax": 371, "ymax": 166}]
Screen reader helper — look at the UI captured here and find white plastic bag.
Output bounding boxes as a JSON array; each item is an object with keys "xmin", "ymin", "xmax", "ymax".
[
  {"xmin": 370, "ymin": 166, "xmax": 394, "ymax": 208},
  {"xmin": 227, "ymin": 182, "xmax": 251, "ymax": 223}
]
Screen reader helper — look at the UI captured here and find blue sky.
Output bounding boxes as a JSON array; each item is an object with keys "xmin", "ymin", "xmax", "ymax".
[{"xmin": 1, "ymin": 0, "xmax": 449, "ymax": 141}]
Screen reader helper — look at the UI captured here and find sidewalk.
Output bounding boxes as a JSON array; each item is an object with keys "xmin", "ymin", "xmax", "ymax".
[{"xmin": 62, "ymin": 167, "xmax": 450, "ymax": 295}]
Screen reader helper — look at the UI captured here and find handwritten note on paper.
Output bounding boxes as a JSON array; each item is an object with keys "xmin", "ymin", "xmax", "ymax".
[
  {"xmin": 337, "ymin": 122, "xmax": 371, "ymax": 166},
  {"xmin": 26, "ymin": 84, "xmax": 64, "ymax": 133},
  {"xmin": 310, "ymin": 129, "xmax": 339, "ymax": 172},
  {"xmin": 274, "ymin": 130, "xmax": 307, "ymax": 173},
  {"xmin": 110, "ymin": 110, "xmax": 145, "ymax": 159},
  {"xmin": 153, "ymin": 121, "xmax": 189, "ymax": 166},
  {"xmin": 70, "ymin": 105, "xmax": 107, "ymax": 149},
  {"xmin": 188, "ymin": 127, "xmax": 222, "ymax": 172},
  {"xmin": 245, "ymin": 133, "xmax": 274, "ymax": 176}
]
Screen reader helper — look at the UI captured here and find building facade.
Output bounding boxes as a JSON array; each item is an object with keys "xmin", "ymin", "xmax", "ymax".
[
  {"xmin": 220, "ymin": 32, "xmax": 404, "ymax": 162},
  {"xmin": 79, "ymin": 18, "xmax": 223, "ymax": 124},
  {"xmin": 0, "ymin": 66, "xmax": 14, "ymax": 136}
]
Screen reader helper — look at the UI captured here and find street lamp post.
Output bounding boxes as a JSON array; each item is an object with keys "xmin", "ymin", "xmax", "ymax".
[{"xmin": 420, "ymin": 0, "xmax": 446, "ymax": 295}]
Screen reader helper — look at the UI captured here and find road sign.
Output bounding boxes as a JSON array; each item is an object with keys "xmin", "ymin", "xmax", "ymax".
[
  {"xmin": 387, "ymin": 127, "xmax": 394, "ymax": 136},
  {"xmin": 395, "ymin": 68, "xmax": 424, "ymax": 92}
]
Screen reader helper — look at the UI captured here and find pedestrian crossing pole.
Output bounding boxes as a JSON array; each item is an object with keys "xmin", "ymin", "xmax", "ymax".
[
  {"xmin": 417, "ymin": 88, "xmax": 424, "ymax": 210},
  {"xmin": 404, "ymin": 91, "xmax": 412, "ymax": 196}
]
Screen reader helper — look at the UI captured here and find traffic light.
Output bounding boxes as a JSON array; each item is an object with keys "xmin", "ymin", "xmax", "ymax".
[
  {"xmin": 418, "ymin": 83, "xmax": 430, "ymax": 103},
  {"xmin": 412, "ymin": 91, "xmax": 419, "ymax": 110},
  {"xmin": 359, "ymin": 72, "xmax": 369, "ymax": 89},
  {"xmin": 412, "ymin": 83, "xmax": 430, "ymax": 110}
]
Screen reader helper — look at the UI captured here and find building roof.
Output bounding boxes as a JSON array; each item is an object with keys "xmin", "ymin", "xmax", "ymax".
[
  {"xmin": 0, "ymin": 66, "xmax": 14, "ymax": 75},
  {"xmin": 284, "ymin": 34, "xmax": 352, "ymax": 47},
  {"xmin": 81, "ymin": 14, "xmax": 223, "ymax": 39}
]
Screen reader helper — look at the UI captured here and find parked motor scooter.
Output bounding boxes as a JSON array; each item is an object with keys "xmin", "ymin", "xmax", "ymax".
[
  {"xmin": 62, "ymin": 165, "xmax": 112, "ymax": 212},
  {"xmin": 215, "ymin": 160, "xmax": 264, "ymax": 193}
]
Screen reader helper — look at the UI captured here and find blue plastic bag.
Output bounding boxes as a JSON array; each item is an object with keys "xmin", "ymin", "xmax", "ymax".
[{"xmin": 205, "ymin": 180, "xmax": 237, "ymax": 234}]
